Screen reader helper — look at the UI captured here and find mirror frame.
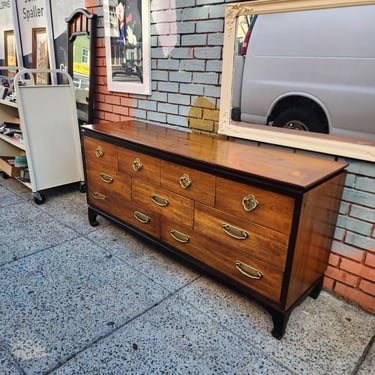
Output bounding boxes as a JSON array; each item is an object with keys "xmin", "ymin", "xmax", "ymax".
[
  {"xmin": 219, "ymin": 0, "xmax": 375, "ymax": 162},
  {"xmin": 65, "ymin": 8, "xmax": 97, "ymax": 124}
]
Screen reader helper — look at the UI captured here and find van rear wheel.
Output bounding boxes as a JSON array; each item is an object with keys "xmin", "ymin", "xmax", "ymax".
[{"xmin": 273, "ymin": 108, "xmax": 328, "ymax": 134}]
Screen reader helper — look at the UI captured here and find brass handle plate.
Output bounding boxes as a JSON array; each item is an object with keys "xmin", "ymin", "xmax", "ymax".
[
  {"xmin": 95, "ymin": 146, "xmax": 104, "ymax": 158},
  {"xmin": 235, "ymin": 261, "xmax": 263, "ymax": 280},
  {"xmin": 132, "ymin": 158, "xmax": 143, "ymax": 172},
  {"xmin": 92, "ymin": 192, "xmax": 107, "ymax": 200},
  {"xmin": 242, "ymin": 194, "xmax": 259, "ymax": 212},
  {"xmin": 134, "ymin": 211, "xmax": 151, "ymax": 224},
  {"xmin": 179, "ymin": 173, "xmax": 192, "ymax": 189},
  {"xmin": 151, "ymin": 194, "xmax": 169, "ymax": 207},
  {"xmin": 222, "ymin": 223, "xmax": 248, "ymax": 240},
  {"xmin": 99, "ymin": 173, "xmax": 114, "ymax": 183},
  {"xmin": 170, "ymin": 229, "xmax": 190, "ymax": 243}
]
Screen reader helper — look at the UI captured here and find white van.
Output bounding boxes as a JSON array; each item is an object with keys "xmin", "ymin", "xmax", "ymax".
[{"xmin": 232, "ymin": 5, "xmax": 375, "ymax": 140}]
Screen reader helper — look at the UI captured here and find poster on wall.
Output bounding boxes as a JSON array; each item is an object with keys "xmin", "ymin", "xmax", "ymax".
[
  {"xmin": 103, "ymin": 0, "xmax": 151, "ymax": 95},
  {"xmin": 15, "ymin": 0, "xmax": 51, "ymax": 70},
  {"xmin": 0, "ymin": 0, "xmax": 22, "ymax": 75},
  {"xmin": 32, "ymin": 27, "xmax": 49, "ymax": 83},
  {"xmin": 4, "ymin": 30, "xmax": 17, "ymax": 70}
]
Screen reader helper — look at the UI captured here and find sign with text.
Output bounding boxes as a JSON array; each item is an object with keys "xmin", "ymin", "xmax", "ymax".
[{"xmin": 16, "ymin": 0, "xmax": 48, "ymax": 66}]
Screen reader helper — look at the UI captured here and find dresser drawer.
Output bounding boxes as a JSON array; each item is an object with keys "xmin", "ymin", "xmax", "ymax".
[
  {"xmin": 119, "ymin": 201, "xmax": 161, "ymax": 238},
  {"xmin": 118, "ymin": 148, "xmax": 160, "ymax": 185},
  {"xmin": 161, "ymin": 219, "xmax": 197, "ymax": 258},
  {"xmin": 132, "ymin": 179, "xmax": 194, "ymax": 228},
  {"xmin": 216, "ymin": 246, "xmax": 283, "ymax": 303},
  {"xmin": 216, "ymin": 177, "xmax": 294, "ymax": 234},
  {"xmin": 87, "ymin": 173, "xmax": 131, "ymax": 216},
  {"xmin": 85, "ymin": 162, "xmax": 124, "ymax": 188},
  {"xmin": 194, "ymin": 202, "xmax": 288, "ymax": 271},
  {"xmin": 84, "ymin": 137, "xmax": 118, "ymax": 175},
  {"xmin": 161, "ymin": 218, "xmax": 282, "ymax": 302},
  {"xmin": 161, "ymin": 161, "xmax": 215, "ymax": 206}
]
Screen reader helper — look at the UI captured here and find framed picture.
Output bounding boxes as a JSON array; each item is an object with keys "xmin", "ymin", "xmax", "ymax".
[
  {"xmin": 4, "ymin": 30, "xmax": 17, "ymax": 76},
  {"xmin": 32, "ymin": 28, "xmax": 50, "ymax": 84},
  {"xmin": 103, "ymin": 0, "xmax": 151, "ymax": 95},
  {"xmin": 4, "ymin": 30, "xmax": 17, "ymax": 67}
]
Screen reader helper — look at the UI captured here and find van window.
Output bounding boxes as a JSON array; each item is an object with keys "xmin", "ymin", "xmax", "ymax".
[{"xmin": 251, "ymin": 7, "xmax": 375, "ymax": 58}]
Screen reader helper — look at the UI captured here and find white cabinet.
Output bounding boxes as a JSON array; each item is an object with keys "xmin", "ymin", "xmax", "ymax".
[{"xmin": 0, "ymin": 68, "xmax": 84, "ymax": 203}]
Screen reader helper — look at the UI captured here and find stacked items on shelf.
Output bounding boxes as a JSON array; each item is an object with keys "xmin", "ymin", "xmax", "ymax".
[
  {"xmin": 0, "ymin": 155, "xmax": 27, "ymax": 179},
  {"xmin": 0, "ymin": 155, "xmax": 28, "ymax": 180},
  {"xmin": 0, "ymin": 122, "xmax": 27, "ymax": 180},
  {"xmin": 0, "ymin": 121, "xmax": 24, "ymax": 144},
  {"xmin": 0, "ymin": 75, "xmax": 16, "ymax": 102}
]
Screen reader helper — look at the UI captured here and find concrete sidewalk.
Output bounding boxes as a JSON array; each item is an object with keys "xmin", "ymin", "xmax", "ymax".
[{"xmin": 0, "ymin": 178, "xmax": 374, "ymax": 375}]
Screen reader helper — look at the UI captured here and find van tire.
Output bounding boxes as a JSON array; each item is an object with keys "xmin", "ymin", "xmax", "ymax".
[
  {"xmin": 231, "ymin": 107, "xmax": 241, "ymax": 121},
  {"xmin": 272, "ymin": 108, "xmax": 328, "ymax": 134}
]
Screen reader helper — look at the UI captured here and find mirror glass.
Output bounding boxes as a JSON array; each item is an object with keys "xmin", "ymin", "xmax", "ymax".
[
  {"xmin": 72, "ymin": 34, "xmax": 90, "ymax": 123},
  {"xmin": 219, "ymin": 0, "xmax": 375, "ymax": 162},
  {"xmin": 66, "ymin": 8, "xmax": 96, "ymax": 124}
]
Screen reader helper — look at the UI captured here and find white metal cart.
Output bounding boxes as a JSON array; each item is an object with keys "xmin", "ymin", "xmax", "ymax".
[{"xmin": 0, "ymin": 68, "xmax": 84, "ymax": 204}]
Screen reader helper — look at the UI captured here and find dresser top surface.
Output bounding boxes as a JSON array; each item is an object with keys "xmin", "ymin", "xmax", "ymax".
[{"xmin": 82, "ymin": 121, "xmax": 347, "ymax": 189}]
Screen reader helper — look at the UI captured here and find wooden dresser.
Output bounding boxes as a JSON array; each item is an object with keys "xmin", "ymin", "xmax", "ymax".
[{"xmin": 81, "ymin": 121, "xmax": 347, "ymax": 339}]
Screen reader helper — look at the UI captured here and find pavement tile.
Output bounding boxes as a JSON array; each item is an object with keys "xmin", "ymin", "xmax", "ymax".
[
  {"xmin": 36, "ymin": 184, "xmax": 110, "ymax": 235},
  {"xmin": 0, "ymin": 202, "xmax": 79, "ymax": 266},
  {"xmin": 177, "ymin": 277, "xmax": 375, "ymax": 375},
  {"xmin": 0, "ymin": 237, "xmax": 169, "ymax": 375},
  {"xmin": 0, "ymin": 347, "xmax": 22, "ymax": 375},
  {"xmin": 0, "ymin": 178, "xmax": 31, "ymax": 201},
  {"xmin": 357, "ymin": 338, "xmax": 375, "ymax": 375},
  {"xmin": 0, "ymin": 183, "xmax": 24, "ymax": 207},
  {"xmin": 51, "ymin": 295, "xmax": 292, "ymax": 375},
  {"xmin": 87, "ymin": 223, "xmax": 200, "ymax": 293}
]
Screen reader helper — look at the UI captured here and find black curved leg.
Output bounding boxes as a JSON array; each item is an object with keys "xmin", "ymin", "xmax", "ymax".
[
  {"xmin": 309, "ymin": 276, "xmax": 324, "ymax": 299},
  {"xmin": 88, "ymin": 207, "xmax": 99, "ymax": 226},
  {"xmin": 272, "ymin": 310, "xmax": 292, "ymax": 340},
  {"xmin": 265, "ymin": 307, "xmax": 292, "ymax": 340}
]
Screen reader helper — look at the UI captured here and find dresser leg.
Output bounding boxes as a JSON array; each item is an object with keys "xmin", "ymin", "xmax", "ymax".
[
  {"xmin": 309, "ymin": 276, "xmax": 324, "ymax": 299},
  {"xmin": 267, "ymin": 309, "xmax": 291, "ymax": 340},
  {"xmin": 88, "ymin": 207, "xmax": 99, "ymax": 226}
]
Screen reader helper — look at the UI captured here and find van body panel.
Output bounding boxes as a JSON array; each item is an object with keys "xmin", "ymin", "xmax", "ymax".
[{"xmin": 237, "ymin": 5, "xmax": 375, "ymax": 140}]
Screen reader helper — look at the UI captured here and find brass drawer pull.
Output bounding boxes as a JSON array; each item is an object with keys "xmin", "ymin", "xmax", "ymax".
[
  {"xmin": 92, "ymin": 192, "xmax": 107, "ymax": 200},
  {"xmin": 151, "ymin": 194, "xmax": 169, "ymax": 207},
  {"xmin": 235, "ymin": 261, "xmax": 263, "ymax": 280},
  {"xmin": 222, "ymin": 223, "xmax": 248, "ymax": 240},
  {"xmin": 132, "ymin": 158, "xmax": 143, "ymax": 172},
  {"xmin": 242, "ymin": 194, "xmax": 259, "ymax": 212},
  {"xmin": 179, "ymin": 173, "xmax": 192, "ymax": 189},
  {"xmin": 134, "ymin": 211, "xmax": 151, "ymax": 224},
  {"xmin": 95, "ymin": 146, "xmax": 104, "ymax": 158},
  {"xmin": 170, "ymin": 229, "xmax": 190, "ymax": 243},
  {"xmin": 99, "ymin": 173, "xmax": 114, "ymax": 183}
]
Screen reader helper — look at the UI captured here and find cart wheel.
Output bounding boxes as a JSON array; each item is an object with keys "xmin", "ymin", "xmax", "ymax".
[
  {"xmin": 79, "ymin": 182, "xmax": 86, "ymax": 193},
  {"xmin": 33, "ymin": 192, "xmax": 46, "ymax": 205},
  {"xmin": 0, "ymin": 171, "xmax": 9, "ymax": 179}
]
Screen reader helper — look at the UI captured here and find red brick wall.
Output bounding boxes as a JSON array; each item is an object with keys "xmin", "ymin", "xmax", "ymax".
[{"xmin": 324, "ymin": 165, "xmax": 375, "ymax": 313}]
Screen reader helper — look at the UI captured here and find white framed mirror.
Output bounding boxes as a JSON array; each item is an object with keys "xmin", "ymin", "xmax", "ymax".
[{"xmin": 219, "ymin": 0, "xmax": 375, "ymax": 162}]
